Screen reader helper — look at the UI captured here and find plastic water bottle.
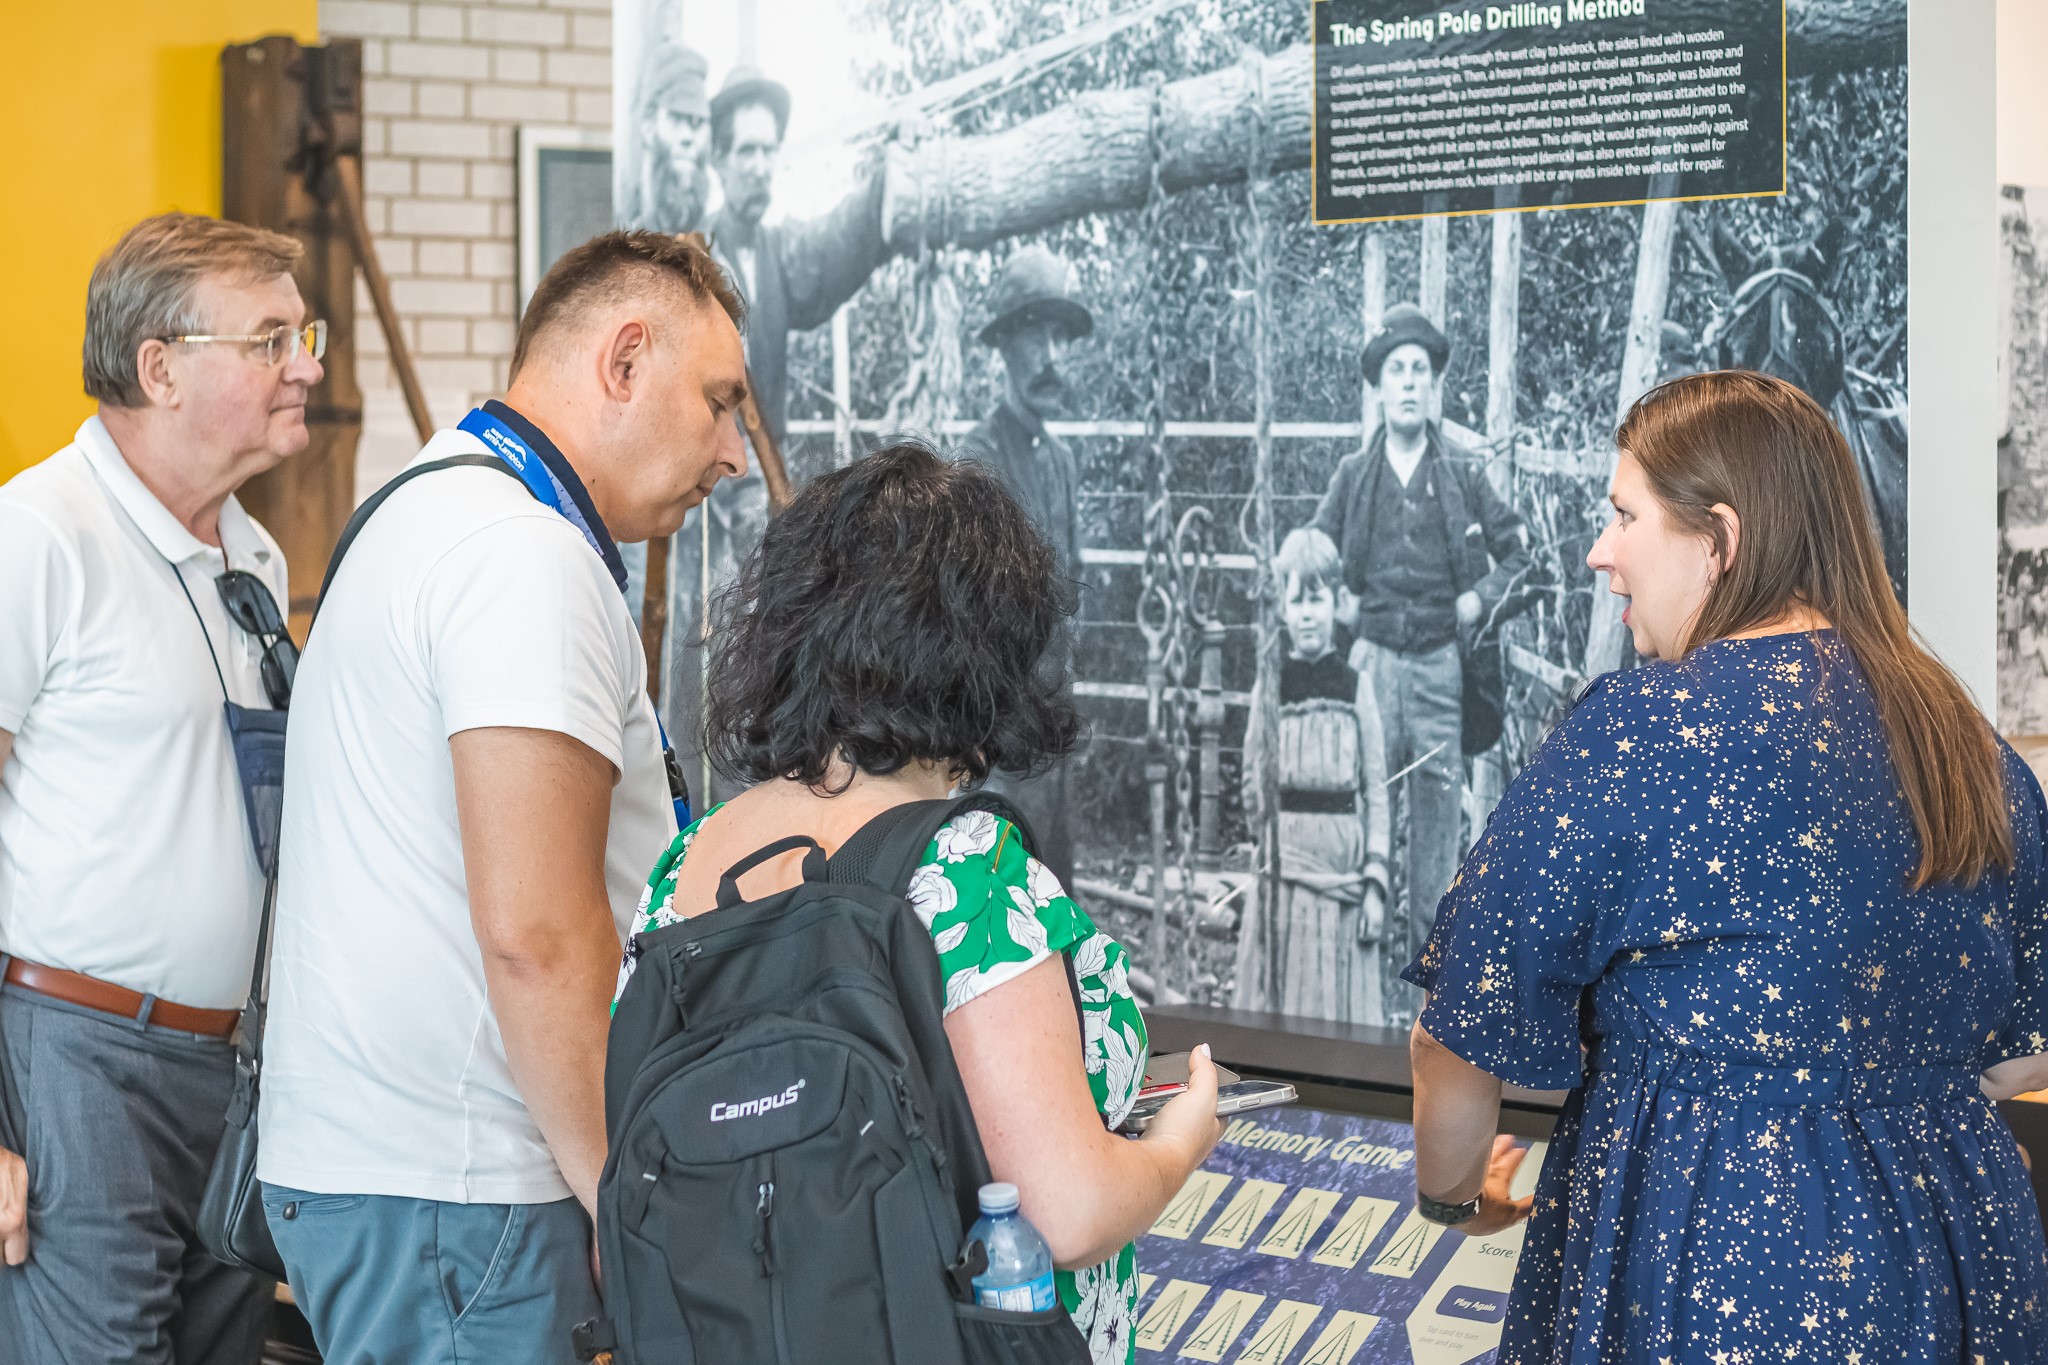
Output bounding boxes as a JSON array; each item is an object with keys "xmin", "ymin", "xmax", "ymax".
[{"xmin": 967, "ymin": 1182, "xmax": 1057, "ymax": 1312}]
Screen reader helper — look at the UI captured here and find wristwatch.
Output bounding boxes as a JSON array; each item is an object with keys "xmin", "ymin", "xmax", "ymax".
[{"xmin": 1417, "ymin": 1191, "xmax": 1482, "ymax": 1226}]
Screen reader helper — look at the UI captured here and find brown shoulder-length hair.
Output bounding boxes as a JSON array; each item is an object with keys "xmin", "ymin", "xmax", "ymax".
[{"xmin": 1618, "ymin": 369, "xmax": 2011, "ymax": 890}]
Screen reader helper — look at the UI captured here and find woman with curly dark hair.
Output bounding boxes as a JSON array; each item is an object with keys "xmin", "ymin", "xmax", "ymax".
[{"xmin": 614, "ymin": 442, "xmax": 1222, "ymax": 1363}]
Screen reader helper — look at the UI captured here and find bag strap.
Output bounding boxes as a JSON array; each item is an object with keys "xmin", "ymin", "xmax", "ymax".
[
  {"xmin": 826, "ymin": 792, "xmax": 1039, "ymax": 894},
  {"xmin": 715, "ymin": 835, "xmax": 828, "ymax": 909},
  {"xmin": 315, "ymin": 454, "xmax": 521, "ymax": 620},
  {"xmin": 237, "ymin": 872, "xmax": 278, "ymax": 1066},
  {"xmin": 241, "ymin": 453, "xmax": 517, "ymax": 1061},
  {"xmin": 828, "ymin": 793, "xmax": 1091, "ymax": 1060}
]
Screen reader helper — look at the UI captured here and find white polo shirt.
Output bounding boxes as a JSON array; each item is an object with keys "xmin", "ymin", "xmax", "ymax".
[
  {"xmin": 0, "ymin": 417, "xmax": 285, "ymax": 1010},
  {"xmin": 259, "ymin": 426, "xmax": 677, "ymax": 1205}
]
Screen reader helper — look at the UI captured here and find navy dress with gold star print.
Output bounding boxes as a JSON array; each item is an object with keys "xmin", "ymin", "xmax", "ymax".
[{"xmin": 1406, "ymin": 631, "xmax": 2048, "ymax": 1364}]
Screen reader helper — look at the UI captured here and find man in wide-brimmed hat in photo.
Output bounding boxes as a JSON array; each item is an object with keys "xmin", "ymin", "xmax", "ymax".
[
  {"xmin": 955, "ymin": 244, "xmax": 1096, "ymax": 887},
  {"xmin": 1312, "ymin": 303, "xmax": 1530, "ymax": 1030},
  {"xmin": 961, "ymin": 245, "xmax": 1094, "ymax": 585}
]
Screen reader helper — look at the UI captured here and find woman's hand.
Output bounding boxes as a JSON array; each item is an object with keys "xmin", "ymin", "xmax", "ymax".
[
  {"xmin": 1139, "ymin": 1043, "xmax": 1227, "ymax": 1177},
  {"xmin": 1457, "ymin": 1134, "xmax": 1536, "ymax": 1237}
]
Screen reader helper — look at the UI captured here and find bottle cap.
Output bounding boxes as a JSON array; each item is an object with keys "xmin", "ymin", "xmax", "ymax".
[{"xmin": 977, "ymin": 1182, "xmax": 1021, "ymax": 1215}]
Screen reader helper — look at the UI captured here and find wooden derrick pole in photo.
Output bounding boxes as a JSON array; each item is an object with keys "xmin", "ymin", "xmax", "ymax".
[
  {"xmin": 1241, "ymin": 48, "xmax": 1285, "ymax": 1001},
  {"xmin": 1487, "ymin": 215, "xmax": 1524, "ymax": 501},
  {"xmin": 1134, "ymin": 72, "xmax": 1184, "ymax": 995},
  {"xmin": 876, "ymin": 1, "xmax": 1902, "ymax": 255},
  {"xmin": 1420, "ymin": 218, "xmax": 1450, "ymax": 326},
  {"xmin": 1469, "ymin": 212, "xmax": 1524, "ymax": 824},
  {"xmin": 1360, "ymin": 229, "xmax": 1387, "ymax": 442},
  {"xmin": 1582, "ymin": 199, "xmax": 1682, "ymax": 682},
  {"xmin": 1420, "ymin": 218, "xmax": 1450, "ymax": 424}
]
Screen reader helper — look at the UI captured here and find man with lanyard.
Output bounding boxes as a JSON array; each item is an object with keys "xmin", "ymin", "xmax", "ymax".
[
  {"xmin": 0, "ymin": 213, "xmax": 317, "ymax": 1362},
  {"xmin": 1312, "ymin": 304, "xmax": 1530, "ymax": 1031},
  {"xmin": 259, "ymin": 232, "xmax": 747, "ymax": 1361}
]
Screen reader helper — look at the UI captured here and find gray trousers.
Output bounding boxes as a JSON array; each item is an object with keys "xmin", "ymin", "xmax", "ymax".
[
  {"xmin": 0, "ymin": 987, "xmax": 270, "ymax": 1365},
  {"xmin": 1357, "ymin": 639, "xmax": 1464, "ymax": 1031},
  {"xmin": 265, "ymin": 1184, "xmax": 600, "ymax": 1365}
]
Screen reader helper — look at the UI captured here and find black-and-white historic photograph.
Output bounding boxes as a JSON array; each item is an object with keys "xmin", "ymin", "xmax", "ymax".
[
  {"xmin": 616, "ymin": 0, "xmax": 1911, "ymax": 1031},
  {"xmin": 2001, "ymin": 185, "xmax": 2048, "ymax": 736}
]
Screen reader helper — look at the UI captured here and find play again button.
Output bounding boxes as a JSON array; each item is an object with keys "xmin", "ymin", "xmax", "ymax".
[{"xmin": 1435, "ymin": 1286, "xmax": 1510, "ymax": 1324}]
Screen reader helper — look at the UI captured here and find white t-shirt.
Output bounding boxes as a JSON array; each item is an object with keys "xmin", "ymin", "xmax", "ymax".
[
  {"xmin": 0, "ymin": 417, "xmax": 285, "ymax": 1009},
  {"xmin": 259, "ymin": 428, "xmax": 677, "ymax": 1205}
]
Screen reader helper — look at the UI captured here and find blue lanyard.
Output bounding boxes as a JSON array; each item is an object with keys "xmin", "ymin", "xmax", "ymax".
[{"xmin": 457, "ymin": 407, "xmax": 692, "ymax": 829}]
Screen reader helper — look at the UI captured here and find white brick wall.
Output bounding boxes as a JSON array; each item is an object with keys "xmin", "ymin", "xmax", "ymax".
[{"xmin": 321, "ymin": 0, "xmax": 611, "ymax": 496}]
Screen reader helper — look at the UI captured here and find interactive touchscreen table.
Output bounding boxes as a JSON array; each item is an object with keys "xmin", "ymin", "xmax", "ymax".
[
  {"xmin": 1139, "ymin": 1005, "xmax": 2048, "ymax": 1365},
  {"xmin": 1134, "ymin": 1104, "xmax": 1541, "ymax": 1364}
]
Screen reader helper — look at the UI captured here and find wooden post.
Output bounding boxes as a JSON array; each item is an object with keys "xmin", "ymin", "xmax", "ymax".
[
  {"xmin": 1195, "ymin": 620, "xmax": 1226, "ymax": 866},
  {"xmin": 222, "ymin": 37, "xmax": 364, "ymax": 635},
  {"xmin": 737, "ymin": 379, "xmax": 794, "ymax": 510},
  {"xmin": 1486, "ymin": 214, "xmax": 1521, "ymax": 498},
  {"xmin": 1244, "ymin": 53, "xmax": 1283, "ymax": 1009},
  {"xmin": 832, "ymin": 304, "xmax": 853, "ymax": 467},
  {"xmin": 1361, "ymin": 229, "xmax": 1386, "ymax": 442},
  {"xmin": 336, "ymin": 156, "xmax": 434, "ymax": 445},
  {"xmin": 640, "ymin": 536, "xmax": 670, "ymax": 704},
  {"xmin": 1469, "ymin": 212, "xmax": 1522, "ymax": 829},
  {"xmin": 1420, "ymin": 217, "xmax": 1449, "ymax": 325},
  {"xmin": 1582, "ymin": 200, "xmax": 1679, "ymax": 681},
  {"xmin": 1421, "ymin": 218, "xmax": 1449, "ymax": 424}
]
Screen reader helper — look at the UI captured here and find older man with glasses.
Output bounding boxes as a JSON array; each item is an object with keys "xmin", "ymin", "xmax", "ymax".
[{"xmin": 0, "ymin": 211, "xmax": 320, "ymax": 1363}]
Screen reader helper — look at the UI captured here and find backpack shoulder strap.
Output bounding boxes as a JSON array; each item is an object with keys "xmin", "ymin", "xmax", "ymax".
[
  {"xmin": 315, "ymin": 453, "xmax": 523, "ymax": 620},
  {"xmin": 826, "ymin": 792, "xmax": 1038, "ymax": 896},
  {"xmin": 828, "ymin": 792, "xmax": 1092, "ymax": 1073}
]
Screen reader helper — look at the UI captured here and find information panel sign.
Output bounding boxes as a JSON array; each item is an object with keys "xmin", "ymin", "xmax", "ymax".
[
  {"xmin": 1312, "ymin": 0, "xmax": 1787, "ymax": 223},
  {"xmin": 1135, "ymin": 1105, "xmax": 1544, "ymax": 1364}
]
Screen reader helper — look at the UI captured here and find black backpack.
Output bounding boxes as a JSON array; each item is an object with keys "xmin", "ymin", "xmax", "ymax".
[{"xmin": 574, "ymin": 793, "xmax": 1094, "ymax": 1365}]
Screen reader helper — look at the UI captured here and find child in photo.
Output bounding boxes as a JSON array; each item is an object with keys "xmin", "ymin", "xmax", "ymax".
[{"xmin": 1233, "ymin": 527, "xmax": 1392, "ymax": 1023}]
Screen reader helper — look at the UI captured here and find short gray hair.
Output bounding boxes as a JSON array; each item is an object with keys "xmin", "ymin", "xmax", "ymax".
[{"xmin": 83, "ymin": 213, "xmax": 303, "ymax": 407}]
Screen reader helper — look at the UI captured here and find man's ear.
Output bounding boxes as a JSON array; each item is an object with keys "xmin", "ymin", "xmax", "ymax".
[
  {"xmin": 133, "ymin": 339, "xmax": 178, "ymax": 409},
  {"xmin": 601, "ymin": 320, "xmax": 650, "ymax": 403},
  {"xmin": 1709, "ymin": 503, "xmax": 1742, "ymax": 578}
]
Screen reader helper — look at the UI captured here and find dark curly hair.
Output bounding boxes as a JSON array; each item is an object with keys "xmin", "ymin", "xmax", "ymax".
[{"xmin": 703, "ymin": 441, "xmax": 1081, "ymax": 789}]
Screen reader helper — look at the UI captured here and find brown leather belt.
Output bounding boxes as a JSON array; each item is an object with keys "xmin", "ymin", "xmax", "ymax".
[{"xmin": 3, "ymin": 958, "xmax": 240, "ymax": 1037}]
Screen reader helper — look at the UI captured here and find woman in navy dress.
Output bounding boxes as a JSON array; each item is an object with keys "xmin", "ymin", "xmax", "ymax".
[{"xmin": 1405, "ymin": 371, "xmax": 2048, "ymax": 1363}]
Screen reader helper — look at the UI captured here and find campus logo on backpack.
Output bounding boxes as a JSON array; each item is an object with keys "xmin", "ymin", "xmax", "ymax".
[{"xmin": 710, "ymin": 1077, "xmax": 806, "ymax": 1123}]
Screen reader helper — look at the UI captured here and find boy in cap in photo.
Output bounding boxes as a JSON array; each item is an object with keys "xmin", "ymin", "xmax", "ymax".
[
  {"xmin": 955, "ymin": 244, "xmax": 1096, "ymax": 887},
  {"xmin": 1311, "ymin": 303, "xmax": 1530, "ymax": 1029}
]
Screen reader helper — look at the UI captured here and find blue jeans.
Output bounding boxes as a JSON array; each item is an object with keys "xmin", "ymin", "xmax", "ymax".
[{"xmin": 263, "ymin": 1184, "xmax": 600, "ymax": 1365}]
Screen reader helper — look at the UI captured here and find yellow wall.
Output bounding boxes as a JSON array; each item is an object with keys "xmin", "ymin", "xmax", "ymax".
[{"xmin": 0, "ymin": 2, "xmax": 319, "ymax": 480}]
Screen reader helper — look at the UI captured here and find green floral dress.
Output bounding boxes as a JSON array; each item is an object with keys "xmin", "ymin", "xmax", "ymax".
[{"xmin": 617, "ymin": 805, "xmax": 1150, "ymax": 1365}]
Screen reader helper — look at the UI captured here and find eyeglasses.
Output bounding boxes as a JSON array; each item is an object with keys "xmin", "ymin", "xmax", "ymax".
[
  {"xmin": 162, "ymin": 320, "xmax": 327, "ymax": 367},
  {"xmin": 215, "ymin": 570, "xmax": 298, "ymax": 709}
]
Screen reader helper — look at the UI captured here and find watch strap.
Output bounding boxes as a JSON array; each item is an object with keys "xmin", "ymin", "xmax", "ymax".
[{"xmin": 1417, "ymin": 1191, "xmax": 1482, "ymax": 1225}]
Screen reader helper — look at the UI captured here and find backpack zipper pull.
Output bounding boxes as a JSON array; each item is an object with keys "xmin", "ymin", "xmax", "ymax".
[
  {"xmin": 890, "ymin": 1075, "xmax": 925, "ymax": 1139},
  {"xmin": 753, "ymin": 1180, "xmax": 776, "ymax": 1276}
]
